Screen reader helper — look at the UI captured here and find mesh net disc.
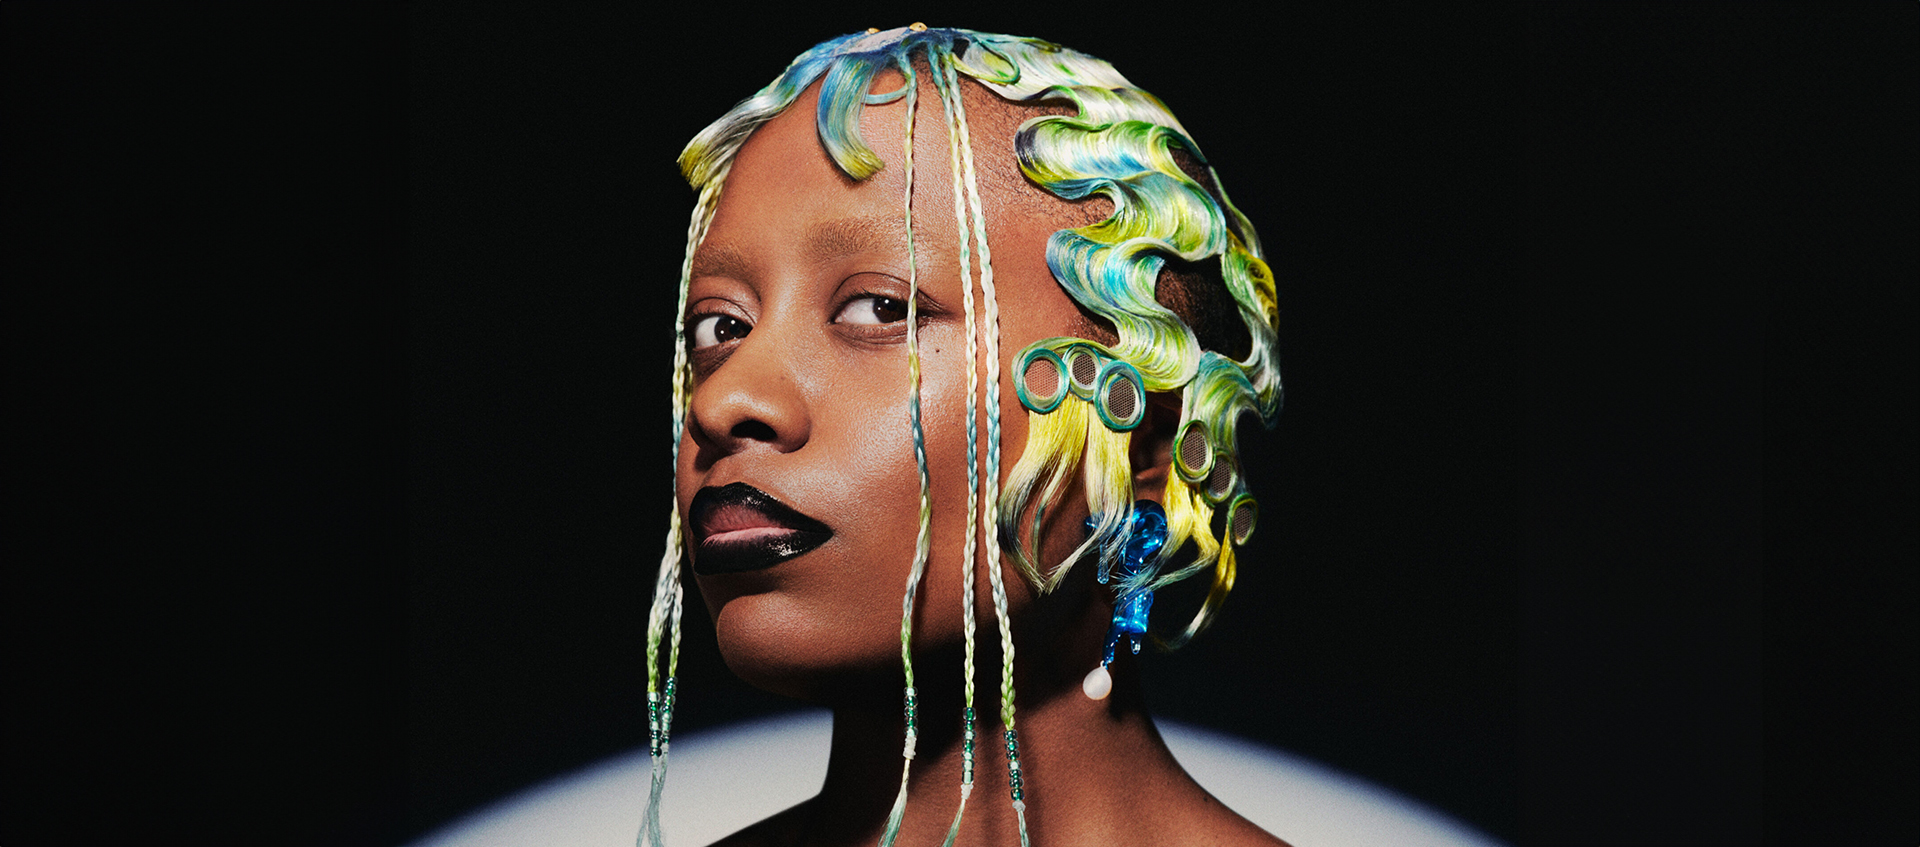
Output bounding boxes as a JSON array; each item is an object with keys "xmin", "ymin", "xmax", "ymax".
[
  {"xmin": 1024, "ymin": 355, "xmax": 1059, "ymax": 400},
  {"xmin": 1179, "ymin": 424, "xmax": 1209, "ymax": 472},
  {"xmin": 1105, "ymin": 377, "xmax": 1137, "ymax": 423},
  {"xmin": 1231, "ymin": 500, "xmax": 1256, "ymax": 544},
  {"xmin": 1070, "ymin": 350, "xmax": 1098, "ymax": 388},
  {"xmin": 1208, "ymin": 457, "xmax": 1234, "ymax": 498}
]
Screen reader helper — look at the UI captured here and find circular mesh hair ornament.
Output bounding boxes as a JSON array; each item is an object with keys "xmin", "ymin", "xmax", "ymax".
[
  {"xmin": 1174, "ymin": 419, "xmax": 1213, "ymax": 483},
  {"xmin": 1094, "ymin": 359, "xmax": 1146, "ymax": 432},
  {"xmin": 1227, "ymin": 493, "xmax": 1259, "ymax": 546},
  {"xmin": 1015, "ymin": 347, "xmax": 1069, "ymax": 414},
  {"xmin": 1205, "ymin": 452, "xmax": 1237, "ymax": 502},
  {"xmin": 1064, "ymin": 344, "xmax": 1102, "ymax": 400}
]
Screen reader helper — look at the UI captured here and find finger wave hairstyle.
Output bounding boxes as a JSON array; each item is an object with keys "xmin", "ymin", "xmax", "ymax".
[{"xmin": 643, "ymin": 25, "xmax": 1281, "ymax": 846}]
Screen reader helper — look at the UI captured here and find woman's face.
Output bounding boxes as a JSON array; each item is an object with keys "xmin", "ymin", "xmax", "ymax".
[{"xmin": 676, "ymin": 78, "xmax": 1101, "ymax": 700}]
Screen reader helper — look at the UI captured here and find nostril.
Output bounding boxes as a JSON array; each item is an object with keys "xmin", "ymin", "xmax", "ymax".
[{"xmin": 730, "ymin": 419, "xmax": 779, "ymax": 443}]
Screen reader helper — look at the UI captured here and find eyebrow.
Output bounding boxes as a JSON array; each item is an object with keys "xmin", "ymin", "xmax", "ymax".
[
  {"xmin": 689, "ymin": 241, "xmax": 751, "ymax": 282},
  {"xmin": 805, "ymin": 214, "xmax": 909, "ymax": 261},
  {"xmin": 690, "ymin": 214, "xmax": 910, "ymax": 281}
]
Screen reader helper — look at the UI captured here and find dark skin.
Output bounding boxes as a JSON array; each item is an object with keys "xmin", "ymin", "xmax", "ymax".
[{"xmin": 678, "ymin": 72, "xmax": 1286, "ymax": 847}]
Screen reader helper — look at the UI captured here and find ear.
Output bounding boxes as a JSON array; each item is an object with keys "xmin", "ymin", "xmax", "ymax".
[{"xmin": 1129, "ymin": 393, "xmax": 1180, "ymax": 505}]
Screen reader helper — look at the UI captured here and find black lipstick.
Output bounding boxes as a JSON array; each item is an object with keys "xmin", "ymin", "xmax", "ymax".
[{"xmin": 689, "ymin": 483, "xmax": 833, "ymax": 575}]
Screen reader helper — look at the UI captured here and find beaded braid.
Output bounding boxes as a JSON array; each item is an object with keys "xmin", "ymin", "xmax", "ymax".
[
  {"xmin": 941, "ymin": 54, "xmax": 1032, "ymax": 847},
  {"xmin": 877, "ymin": 50, "xmax": 932, "ymax": 847},
  {"xmin": 639, "ymin": 161, "xmax": 730, "ymax": 847},
  {"xmin": 932, "ymin": 51, "xmax": 983, "ymax": 847}
]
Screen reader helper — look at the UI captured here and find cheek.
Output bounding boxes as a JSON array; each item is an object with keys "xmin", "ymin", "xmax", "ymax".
[
  {"xmin": 815, "ymin": 365, "xmax": 924, "ymax": 548},
  {"xmin": 673, "ymin": 431, "xmax": 696, "ymax": 520}
]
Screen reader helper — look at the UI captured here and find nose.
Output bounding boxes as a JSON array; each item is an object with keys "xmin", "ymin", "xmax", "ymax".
[{"xmin": 684, "ymin": 330, "xmax": 812, "ymax": 463}]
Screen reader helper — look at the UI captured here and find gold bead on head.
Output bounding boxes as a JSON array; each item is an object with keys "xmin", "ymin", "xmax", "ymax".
[{"xmin": 908, "ymin": 22, "xmax": 928, "ymax": 32}]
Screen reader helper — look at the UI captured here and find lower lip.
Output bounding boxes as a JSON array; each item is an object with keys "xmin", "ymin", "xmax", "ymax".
[{"xmin": 694, "ymin": 527, "xmax": 831, "ymax": 575}]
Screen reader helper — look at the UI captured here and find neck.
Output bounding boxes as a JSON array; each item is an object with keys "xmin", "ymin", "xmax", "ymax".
[{"xmin": 792, "ymin": 655, "xmax": 1195, "ymax": 847}]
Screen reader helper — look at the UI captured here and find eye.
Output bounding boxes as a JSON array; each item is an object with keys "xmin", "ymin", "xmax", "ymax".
[
  {"xmin": 689, "ymin": 313, "xmax": 751, "ymax": 349},
  {"xmin": 834, "ymin": 295, "xmax": 909, "ymax": 326}
]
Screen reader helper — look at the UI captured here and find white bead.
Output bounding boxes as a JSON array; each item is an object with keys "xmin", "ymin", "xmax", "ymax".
[{"xmin": 1082, "ymin": 663, "xmax": 1113, "ymax": 700}]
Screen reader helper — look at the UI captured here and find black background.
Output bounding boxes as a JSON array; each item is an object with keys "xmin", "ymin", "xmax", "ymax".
[{"xmin": 4, "ymin": 4, "xmax": 1913, "ymax": 846}]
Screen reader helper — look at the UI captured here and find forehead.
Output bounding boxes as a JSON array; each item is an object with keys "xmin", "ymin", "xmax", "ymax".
[{"xmin": 695, "ymin": 72, "xmax": 1098, "ymax": 275}]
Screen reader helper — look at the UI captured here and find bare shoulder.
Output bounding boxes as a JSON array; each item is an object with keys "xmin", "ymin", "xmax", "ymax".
[
  {"xmin": 1204, "ymin": 809, "xmax": 1291, "ymax": 847},
  {"xmin": 1178, "ymin": 784, "xmax": 1292, "ymax": 847},
  {"xmin": 701, "ymin": 796, "xmax": 814, "ymax": 847},
  {"xmin": 1204, "ymin": 811, "xmax": 1291, "ymax": 846}
]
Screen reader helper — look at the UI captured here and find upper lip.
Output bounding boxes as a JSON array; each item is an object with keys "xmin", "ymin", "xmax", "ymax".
[{"xmin": 690, "ymin": 482, "xmax": 832, "ymax": 545}]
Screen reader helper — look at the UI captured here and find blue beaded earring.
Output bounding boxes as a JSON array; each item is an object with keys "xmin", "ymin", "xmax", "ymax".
[{"xmin": 1081, "ymin": 500, "xmax": 1169, "ymax": 700}]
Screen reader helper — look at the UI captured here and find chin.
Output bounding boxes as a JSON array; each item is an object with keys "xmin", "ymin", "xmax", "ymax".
[{"xmin": 709, "ymin": 590, "xmax": 906, "ymax": 704}]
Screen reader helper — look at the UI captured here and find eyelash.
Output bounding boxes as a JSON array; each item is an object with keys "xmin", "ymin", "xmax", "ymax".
[
  {"xmin": 834, "ymin": 294, "xmax": 910, "ymax": 327},
  {"xmin": 683, "ymin": 287, "xmax": 926, "ymax": 365},
  {"xmin": 688, "ymin": 313, "xmax": 751, "ymax": 350}
]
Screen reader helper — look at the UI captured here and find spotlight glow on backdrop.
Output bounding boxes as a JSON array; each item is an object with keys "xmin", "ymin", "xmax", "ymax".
[{"xmin": 416, "ymin": 712, "xmax": 1504, "ymax": 847}]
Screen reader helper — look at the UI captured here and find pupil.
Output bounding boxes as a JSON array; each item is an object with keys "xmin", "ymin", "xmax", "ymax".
[
  {"xmin": 716, "ymin": 316, "xmax": 748, "ymax": 342},
  {"xmin": 872, "ymin": 297, "xmax": 908, "ymax": 324}
]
